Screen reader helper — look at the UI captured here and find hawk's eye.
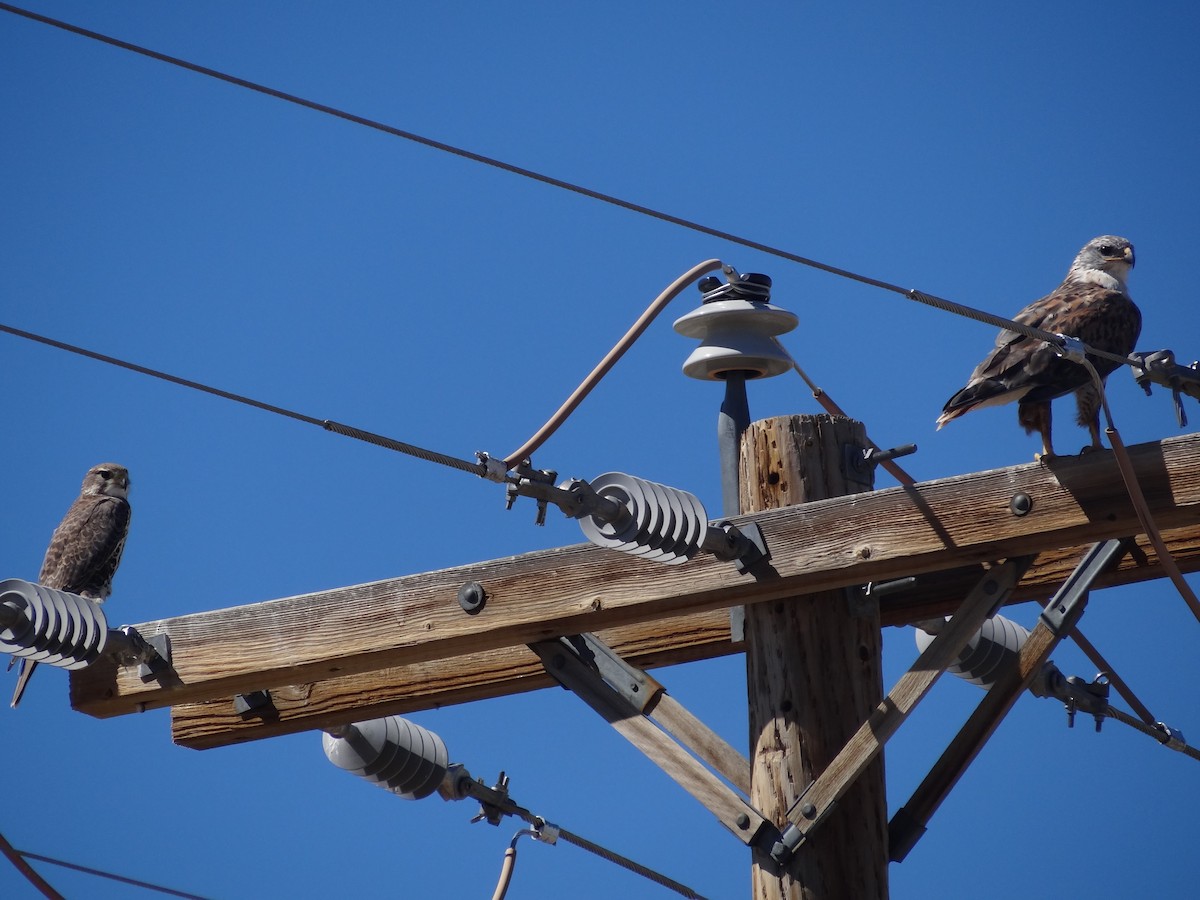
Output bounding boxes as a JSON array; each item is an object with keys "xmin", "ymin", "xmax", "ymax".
[
  {"xmin": 1100, "ymin": 244, "xmax": 1116, "ymax": 256},
  {"xmin": 98, "ymin": 470, "xmax": 111, "ymax": 479}
]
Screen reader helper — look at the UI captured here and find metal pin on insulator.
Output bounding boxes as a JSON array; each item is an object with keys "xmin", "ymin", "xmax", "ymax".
[{"xmin": 0, "ymin": 578, "xmax": 109, "ymax": 670}]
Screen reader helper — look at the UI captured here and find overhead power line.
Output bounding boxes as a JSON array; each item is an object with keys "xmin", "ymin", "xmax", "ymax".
[
  {"xmin": 17, "ymin": 851, "xmax": 215, "ymax": 900},
  {"xmin": 3, "ymin": 4, "xmax": 1194, "ymax": 615},
  {"xmin": 0, "ymin": 322, "xmax": 487, "ymax": 477},
  {"xmin": 0, "ymin": 832, "xmax": 213, "ymax": 900},
  {"xmin": 0, "ymin": 2, "xmax": 1147, "ymax": 374},
  {"xmin": 0, "ymin": 831, "xmax": 62, "ymax": 900}
]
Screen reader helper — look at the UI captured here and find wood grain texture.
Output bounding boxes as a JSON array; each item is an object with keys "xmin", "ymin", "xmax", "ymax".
[
  {"xmin": 887, "ymin": 619, "xmax": 1063, "ymax": 861},
  {"xmin": 649, "ymin": 691, "xmax": 752, "ymax": 797},
  {"xmin": 527, "ymin": 639, "xmax": 769, "ymax": 844},
  {"xmin": 71, "ymin": 431, "xmax": 1200, "ymax": 723},
  {"xmin": 743, "ymin": 415, "xmax": 887, "ymax": 900},
  {"xmin": 784, "ymin": 558, "xmax": 1033, "ymax": 838},
  {"xmin": 168, "ymin": 524, "xmax": 1200, "ymax": 750}
]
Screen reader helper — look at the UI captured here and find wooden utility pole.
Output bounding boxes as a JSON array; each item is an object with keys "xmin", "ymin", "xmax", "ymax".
[{"xmin": 742, "ymin": 415, "xmax": 887, "ymax": 899}]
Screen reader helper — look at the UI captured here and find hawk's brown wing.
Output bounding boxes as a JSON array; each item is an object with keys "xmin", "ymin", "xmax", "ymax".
[
  {"xmin": 39, "ymin": 493, "xmax": 131, "ymax": 599},
  {"xmin": 939, "ymin": 282, "xmax": 1141, "ymax": 423}
]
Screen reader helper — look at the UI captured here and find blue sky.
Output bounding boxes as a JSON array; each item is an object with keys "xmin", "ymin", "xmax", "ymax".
[{"xmin": 3, "ymin": 2, "xmax": 1200, "ymax": 898}]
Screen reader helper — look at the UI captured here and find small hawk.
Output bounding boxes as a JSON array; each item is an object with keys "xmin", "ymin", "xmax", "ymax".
[
  {"xmin": 10, "ymin": 463, "xmax": 132, "ymax": 707},
  {"xmin": 937, "ymin": 235, "xmax": 1141, "ymax": 459}
]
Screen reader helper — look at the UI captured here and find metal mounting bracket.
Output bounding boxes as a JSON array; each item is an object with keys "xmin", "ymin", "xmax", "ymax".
[
  {"xmin": 843, "ymin": 442, "xmax": 917, "ymax": 488},
  {"xmin": 704, "ymin": 520, "xmax": 771, "ymax": 574},
  {"xmin": 1039, "ymin": 538, "xmax": 1127, "ymax": 635},
  {"xmin": 1131, "ymin": 349, "xmax": 1200, "ymax": 427},
  {"xmin": 559, "ymin": 633, "xmax": 661, "ymax": 713},
  {"xmin": 106, "ymin": 626, "xmax": 173, "ymax": 683},
  {"xmin": 232, "ymin": 689, "xmax": 276, "ymax": 720},
  {"xmin": 529, "ymin": 632, "xmax": 769, "ymax": 847}
]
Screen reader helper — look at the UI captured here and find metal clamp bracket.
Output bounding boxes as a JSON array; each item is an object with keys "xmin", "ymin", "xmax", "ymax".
[
  {"xmin": 843, "ymin": 443, "xmax": 917, "ymax": 488},
  {"xmin": 106, "ymin": 625, "xmax": 173, "ymax": 683},
  {"xmin": 530, "ymin": 633, "xmax": 770, "ymax": 848},
  {"xmin": 1039, "ymin": 538, "xmax": 1127, "ymax": 635},
  {"xmin": 558, "ymin": 633, "xmax": 661, "ymax": 713},
  {"xmin": 1131, "ymin": 349, "xmax": 1200, "ymax": 427}
]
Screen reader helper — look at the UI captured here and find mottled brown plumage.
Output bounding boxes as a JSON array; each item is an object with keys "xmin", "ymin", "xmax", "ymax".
[
  {"xmin": 10, "ymin": 463, "xmax": 131, "ymax": 707},
  {"xmin": 937, "ymin": 236, "xmax": 1141, "ymax": 459}
]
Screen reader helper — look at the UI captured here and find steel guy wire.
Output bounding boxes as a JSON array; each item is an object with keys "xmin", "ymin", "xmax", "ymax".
[{"xmin": 2, "ymin": 833, "xmax": 215, "ymax": 900}]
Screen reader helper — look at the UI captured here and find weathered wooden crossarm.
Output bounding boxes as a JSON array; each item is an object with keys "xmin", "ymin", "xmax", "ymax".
[
  {"xmin": 70, "ymin": 432, "xmax": 1200, "ymax": 722},
  {"xmin": 170, "ymin": 525, "xmax": 1200, "ymax": 750}
]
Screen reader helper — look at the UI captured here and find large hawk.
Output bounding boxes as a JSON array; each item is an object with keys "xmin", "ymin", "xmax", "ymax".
[
  {"xmin": 10, "ymin": 463, "xmax": 132, "ymax": 707},
  {"xmin": 937, "ymin": 235, "xmax": 1141, "ymax": 459}
]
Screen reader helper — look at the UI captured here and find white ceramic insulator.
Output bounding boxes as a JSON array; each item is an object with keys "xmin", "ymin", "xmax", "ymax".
[
  {"xmin": 323, "ymin": 716, "xmax": 450, "ymax": 801},
  {"xmin": 0, "ymin": 578, "xmax": 109, "ymax": 670}
]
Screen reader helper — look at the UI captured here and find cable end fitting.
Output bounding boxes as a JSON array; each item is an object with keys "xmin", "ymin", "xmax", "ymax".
[
  {"xmin": 1053, "ymin": 334, "xmax": 1088, "ymax": 364},
  {"xmin": 769, "ymin": 823, "xmax": 805, "ymax": 864},
  {"xmin": 1154, "ymin": 721, "xmax": 1187, "ymax": 750},
  {"xmin": 476, "ymin": 452, "xmax": 511, "ymax": 483}
]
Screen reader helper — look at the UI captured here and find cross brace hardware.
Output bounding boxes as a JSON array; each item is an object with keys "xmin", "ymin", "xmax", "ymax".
[
  {"xmin": 887, "ymin": 538, "xmax": 1128, "ymax": 862},
  {"xmin": 528, "ymin": 632, "xmax": 775, "ymax": 851},
  {"xmin": 766, "ymin": 555, "xmax": 1034, "ymax": 865}
]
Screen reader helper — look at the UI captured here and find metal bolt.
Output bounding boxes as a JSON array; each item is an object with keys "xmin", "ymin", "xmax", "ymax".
[
  {"xmin": 1010, "ymin": 493, "xmax": 1033, "ymax": 516},
  {"xmin": 736, "ymin": 813, "xmax": 750, "ymax": 830},
  {"xmin": 800, "ymin": 803, "xmax": 817, "ymax": 820},
  {"xmin": 458, "ymin": 581, "xmax": 487, "ymax": 614}
]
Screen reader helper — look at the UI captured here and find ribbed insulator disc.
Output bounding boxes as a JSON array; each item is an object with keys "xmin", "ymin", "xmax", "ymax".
[
  {"xmin": 579, "ymin": 474, "xmax": 708, "ymax": 565},
  {"xmin": 323, "ymin": 716, "xmax": 450, "ymax": 801},
  {"xmin": 0, "ymin": 579, "xmax": 109, "ymax": 669}
]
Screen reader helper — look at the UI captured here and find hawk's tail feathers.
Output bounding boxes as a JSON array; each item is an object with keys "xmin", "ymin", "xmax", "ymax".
[{"xmin": 938, "ymin": 380, "xmax": 1028, "ymax": 429}]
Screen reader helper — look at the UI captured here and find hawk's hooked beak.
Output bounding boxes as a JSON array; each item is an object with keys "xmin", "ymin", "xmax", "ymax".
[{"xmin": 1124, "ymin": 246, "xmax": 1135, "ymax": 267}]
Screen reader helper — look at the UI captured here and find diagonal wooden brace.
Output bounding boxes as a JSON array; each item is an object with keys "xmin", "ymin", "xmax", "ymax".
[
  {"xmin": 768, "ymin": 555, "xmax": 1036, "ymax": 865},
  {"xmin": 529, "ymin": 633, "xmax": 767, "ymax": 847},
  {"xmin": 887, "ymin": 538, "xmax": 1128, "ymax": 861}
]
